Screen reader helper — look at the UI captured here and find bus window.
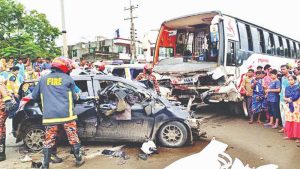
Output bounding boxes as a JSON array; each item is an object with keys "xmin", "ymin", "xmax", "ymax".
[
  {"xmin": 245, "ymin": 25, "xmax": 253, "ymax": 51},
  {"xmin": 268, "ymin": 33, "xmax": 276, "ymax": 55},
  {"xmin": 237, "ymin": 22, "xmax": 248, "ymax": 51},
  {"xmin": 159, "ymin": 47, "xmax": 174, "ymax": 59},
  {"xmin": 297, "ymin": 43, "xmax": 300, "ymax": 58},
  {"xmin": 176, "ymin": 31, "xmax": 187, "ymax": 55},
  {"xmin": 274, "ymin": 35, "xmax": 282, "ymax": 56},
  {"xmin": 281, "ymin": 37, "xmax": 288, "ymax": 57},
  {"xmin": 292, "ymin": 41, "xmax": 297, "ymax": 58},
  {"xmin": 251, "ymin": 27, "xmax": 260, "ymax": 53},
  {"xmin": 285, "ymin": 39, "xmax": 291, "ymax": 58},
  {"xmin": 226, "ymin": 41, "xmax": 236, "ymax": 66},
  {"xmin": 258, "ymin": 29, "xmax": 266, "ymax": 53}
]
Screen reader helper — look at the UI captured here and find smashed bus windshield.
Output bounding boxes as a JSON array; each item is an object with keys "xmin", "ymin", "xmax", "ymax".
[{"xmin": 154, "ymin": 12, "xmax": 220, "ymax": 64}]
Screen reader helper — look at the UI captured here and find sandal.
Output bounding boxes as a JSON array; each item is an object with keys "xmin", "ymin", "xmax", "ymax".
[
  {"xmin": 272, "ymin": 125, "xmax": 278, "ymax": 129},
  {"xmin": 248, "ymin": 121, "xmax": 254, "ymax": 124}
]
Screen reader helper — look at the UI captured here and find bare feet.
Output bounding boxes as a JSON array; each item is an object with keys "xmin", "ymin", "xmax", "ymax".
[
  {"xmin": 278, "ymin": 128, "xmax": 284, "ymax": 133},
  {"xmin": 248, "ymin": 120, "xmax": 254, "ymax": 124},
  {"xmin": 272, "ymin": 125, "xmax": 278, "ymax": 129},
  {"xmin": 257, "ymin": 121, "xmax": 263, "ymax": 124},
  {"xmin": 296, "ymin": 139, "xmax": 300, "ymax": 143},
  {"xmin": 283, "ymin": 136, "xmax": 290, "ymax": 140}
]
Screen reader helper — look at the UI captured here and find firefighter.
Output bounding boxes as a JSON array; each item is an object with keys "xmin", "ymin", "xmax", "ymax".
[
  {"xmin": 0, "ymin": 77, "xmax": 13, "ymax": 161},
  {"xmin": 136, "ymin": 64, "xmax": 161, "ymax": 95},
  {"xmin": 32, "ymin": 57, "xmax": 84, "ymax": 169}
]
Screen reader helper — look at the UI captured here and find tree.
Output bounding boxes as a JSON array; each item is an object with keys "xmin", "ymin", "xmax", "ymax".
[{"xmin": 0, "ymin": 0, "xmax": 61, "ymax": 59}]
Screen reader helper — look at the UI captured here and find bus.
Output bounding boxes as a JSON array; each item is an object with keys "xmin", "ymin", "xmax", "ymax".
[{"xmin": 153, "ymin": 11, "xmax": 300, "ymax": 115}]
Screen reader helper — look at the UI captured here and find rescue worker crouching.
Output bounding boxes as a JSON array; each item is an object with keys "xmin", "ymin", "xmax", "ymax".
[
  {"xmin": 136, "ymin": 64, "xmax": 161, "ymax": 95},
  {"xmin": 32, "ymin": 57, "xmax": 84, "ymax": 169}
]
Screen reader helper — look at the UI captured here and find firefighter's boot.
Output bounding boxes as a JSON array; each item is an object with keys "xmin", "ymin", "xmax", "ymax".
[
  {"xmin": 41, "ymin": 148, "xmax": 51, "ymax": 169},
  {"xmin": 73, "ymin": 143, "xmax": 85, "ymax": 167},
  {"xmin": 0, "ymin": 138, "xmax": 6, "ymax": 161},
  {"xmin": 51, "ymin": 145, "xmax": 63, "ymax": 163}
]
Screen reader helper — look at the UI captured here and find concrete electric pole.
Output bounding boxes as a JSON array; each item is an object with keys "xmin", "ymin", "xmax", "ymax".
[
  {"xmin": 124, "ymin": 0, "xmax": 138, "ymax": 63},
  {"xmin": 60, "ymin": 0, "xmax": 68, "ymax": 57}
]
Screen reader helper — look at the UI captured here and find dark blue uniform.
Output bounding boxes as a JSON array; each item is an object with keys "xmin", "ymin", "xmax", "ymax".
[{"xmin": 32, "ymin": 69, "xmax": 80, "ymax": 148}]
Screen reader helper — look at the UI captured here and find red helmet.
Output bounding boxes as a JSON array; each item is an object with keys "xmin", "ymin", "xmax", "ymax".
[
  {"xmin": 51, "ymin": 57, "xmax": 73, "ymax": 73},
  {"xmin": 98, "ymin": 64, "xmax": 106, "ymax": 71},
  {"xmin": 144, "ymin": 64, "xmax": 153, "ymax": 74}
]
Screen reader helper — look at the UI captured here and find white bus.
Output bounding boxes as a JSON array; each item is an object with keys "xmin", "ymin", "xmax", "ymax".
[{"xmin": 153, "ymin": 11, "xmax": 300, "ymax": 115}]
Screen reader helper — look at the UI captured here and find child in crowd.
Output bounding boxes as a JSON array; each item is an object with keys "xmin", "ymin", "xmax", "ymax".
[
  {"xmin": 250, "ymin": 71, "xmax": 264, "ymax": 124},
  {"xmin": 265, "ymin": 69, "xmax": 281, "ymax": 129},
  {"xmin": 241, "ymin": 69, "xmax": 254, "ymax": 119}
]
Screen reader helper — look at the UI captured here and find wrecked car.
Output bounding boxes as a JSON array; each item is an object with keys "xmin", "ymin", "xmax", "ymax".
[{"xmin": 12, "ymin": 75, "xmax": 203, "ymax": 151}]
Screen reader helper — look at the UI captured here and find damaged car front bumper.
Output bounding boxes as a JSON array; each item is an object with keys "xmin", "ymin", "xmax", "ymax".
[{"xmin": 186, "ymin": 118, "xmax": 206, "ymax": 139}]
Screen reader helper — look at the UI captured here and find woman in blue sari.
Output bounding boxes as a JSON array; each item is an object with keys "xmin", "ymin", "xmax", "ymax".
[{"xmin": 284, "ymin": 75, "xmax": 300, "ymax": 142}]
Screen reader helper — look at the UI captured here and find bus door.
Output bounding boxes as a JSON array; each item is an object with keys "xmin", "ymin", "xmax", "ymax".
[{"xmin": 225, "ymin": 40, "xmax": 240, "ymax": 79}]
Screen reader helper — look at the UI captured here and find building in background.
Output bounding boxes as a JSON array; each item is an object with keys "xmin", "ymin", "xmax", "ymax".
[
  {"xmin": 142, "ymin": 30, "xmax": 159, "ymax": 63},
  {"xmin": 66, "ymin": 37, "xmax": 143, "ymax": 62}
]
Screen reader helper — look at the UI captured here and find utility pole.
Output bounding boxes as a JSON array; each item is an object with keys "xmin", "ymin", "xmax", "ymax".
[
  {"xmin": 60, "ymin": 0, "xmax": 68, "ymax": 57},
  {"xmin": 124, "ymin": 0, "xmax": 138, "ymax": 63}
]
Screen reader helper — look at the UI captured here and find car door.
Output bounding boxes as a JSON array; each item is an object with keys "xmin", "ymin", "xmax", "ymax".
[
  {"xmin": 73, "ymin": 76, "xmax": 97, "ymax": 138},
  {"xmin": 93, "ymin": 78, "xmax": 154, "ymax": 142}
]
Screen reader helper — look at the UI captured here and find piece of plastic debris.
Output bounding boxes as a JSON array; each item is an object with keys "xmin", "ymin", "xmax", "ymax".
[
  {"xmin": 31, "ymin": 162, "xmax": 42, "ymax": 168},
  {"xmin": 102, "ymin": 149, "xmax": 115, "ymax": 156},
  {"xmin": 138, "ymin": 153, "xmax": 148, "ymax": 160},
  {"xmin": 113, "ymin": 150, "xmax": 130, "ymax": 160},
  {"xmin": 21, "ymin": 155, "xmax": 32, "ymax": 163},
  {"xmin": 256, "ymin": 164, "xmax": 279, "ymax": 169},
  {"xmin": 141, "ymin": 141, "xmax": 157, "ymax": 155}
]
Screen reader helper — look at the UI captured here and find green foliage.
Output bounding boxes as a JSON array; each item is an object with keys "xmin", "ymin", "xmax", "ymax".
[{"xmin": 0, "ymin": 0, "xmax": 61, "ymax": 59}]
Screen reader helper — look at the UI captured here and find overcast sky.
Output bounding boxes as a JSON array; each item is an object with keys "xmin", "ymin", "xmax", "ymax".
[{"xmin": 17, "ymin": 0, "xmax": 300, "ymax": 46}]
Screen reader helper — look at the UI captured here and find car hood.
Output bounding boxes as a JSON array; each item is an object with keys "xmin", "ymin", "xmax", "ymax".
[{"xmin": 154, "ymin": 58, "xmax": 218, "ymax": 75}]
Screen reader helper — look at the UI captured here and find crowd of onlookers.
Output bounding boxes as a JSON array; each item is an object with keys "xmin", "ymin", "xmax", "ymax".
[{"xmin": 240, "ymin": 61, "xmax": 300, "ymax": 147}]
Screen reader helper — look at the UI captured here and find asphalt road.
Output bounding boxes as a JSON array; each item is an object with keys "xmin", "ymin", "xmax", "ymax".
[{"xmin": 1, "ymin": 104, "xmax": 299, "ymax": 169}]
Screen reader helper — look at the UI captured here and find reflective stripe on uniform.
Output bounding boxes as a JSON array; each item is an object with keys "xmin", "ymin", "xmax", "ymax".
[
  {"xmin": 42, "ymin": 91, "xmax": 77, "ymax": 124},
  {"xmin": 125, "ymin": 68, "xmax": 131, "ymax": 80},
  {"xmin": 40, "ymin": 93, "xmax": 44, "ymax": 112}
]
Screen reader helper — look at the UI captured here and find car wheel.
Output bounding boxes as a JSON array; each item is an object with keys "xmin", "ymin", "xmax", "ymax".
[
  {"xmin": 158, "ymin": 121, "xmax": 188, "ymax": 147},
  {"xmin": 23, "ymin": 124, "xmax": 45, "ymax": 151}
]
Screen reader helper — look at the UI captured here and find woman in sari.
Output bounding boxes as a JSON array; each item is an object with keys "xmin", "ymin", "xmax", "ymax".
[{"xmin": 283, "ymin": 75, "xmax": 300, "ymax": 143}]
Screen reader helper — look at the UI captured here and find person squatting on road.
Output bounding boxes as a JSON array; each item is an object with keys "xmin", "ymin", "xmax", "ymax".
[
  {"xmin": 136, "ymin": 64, "xmax": 161, "ymax": 95},
  {"xmin": 32, "ymin": 57, "xmax": 84, "ymax": 169}
]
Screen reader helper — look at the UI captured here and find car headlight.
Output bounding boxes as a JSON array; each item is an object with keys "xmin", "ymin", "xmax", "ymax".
[{"xmin": 186, "ymin": 118, "xmax": 202, "ymax": 129}]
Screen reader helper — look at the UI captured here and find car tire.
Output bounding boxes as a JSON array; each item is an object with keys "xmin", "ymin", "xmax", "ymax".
[
  {"xmin": 158, "ymin": 121, "xmax": 188, "ymax": 147},
  {"xmin": 23, "ymin": 124, "xmax": 45, "ymax": 151}
]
